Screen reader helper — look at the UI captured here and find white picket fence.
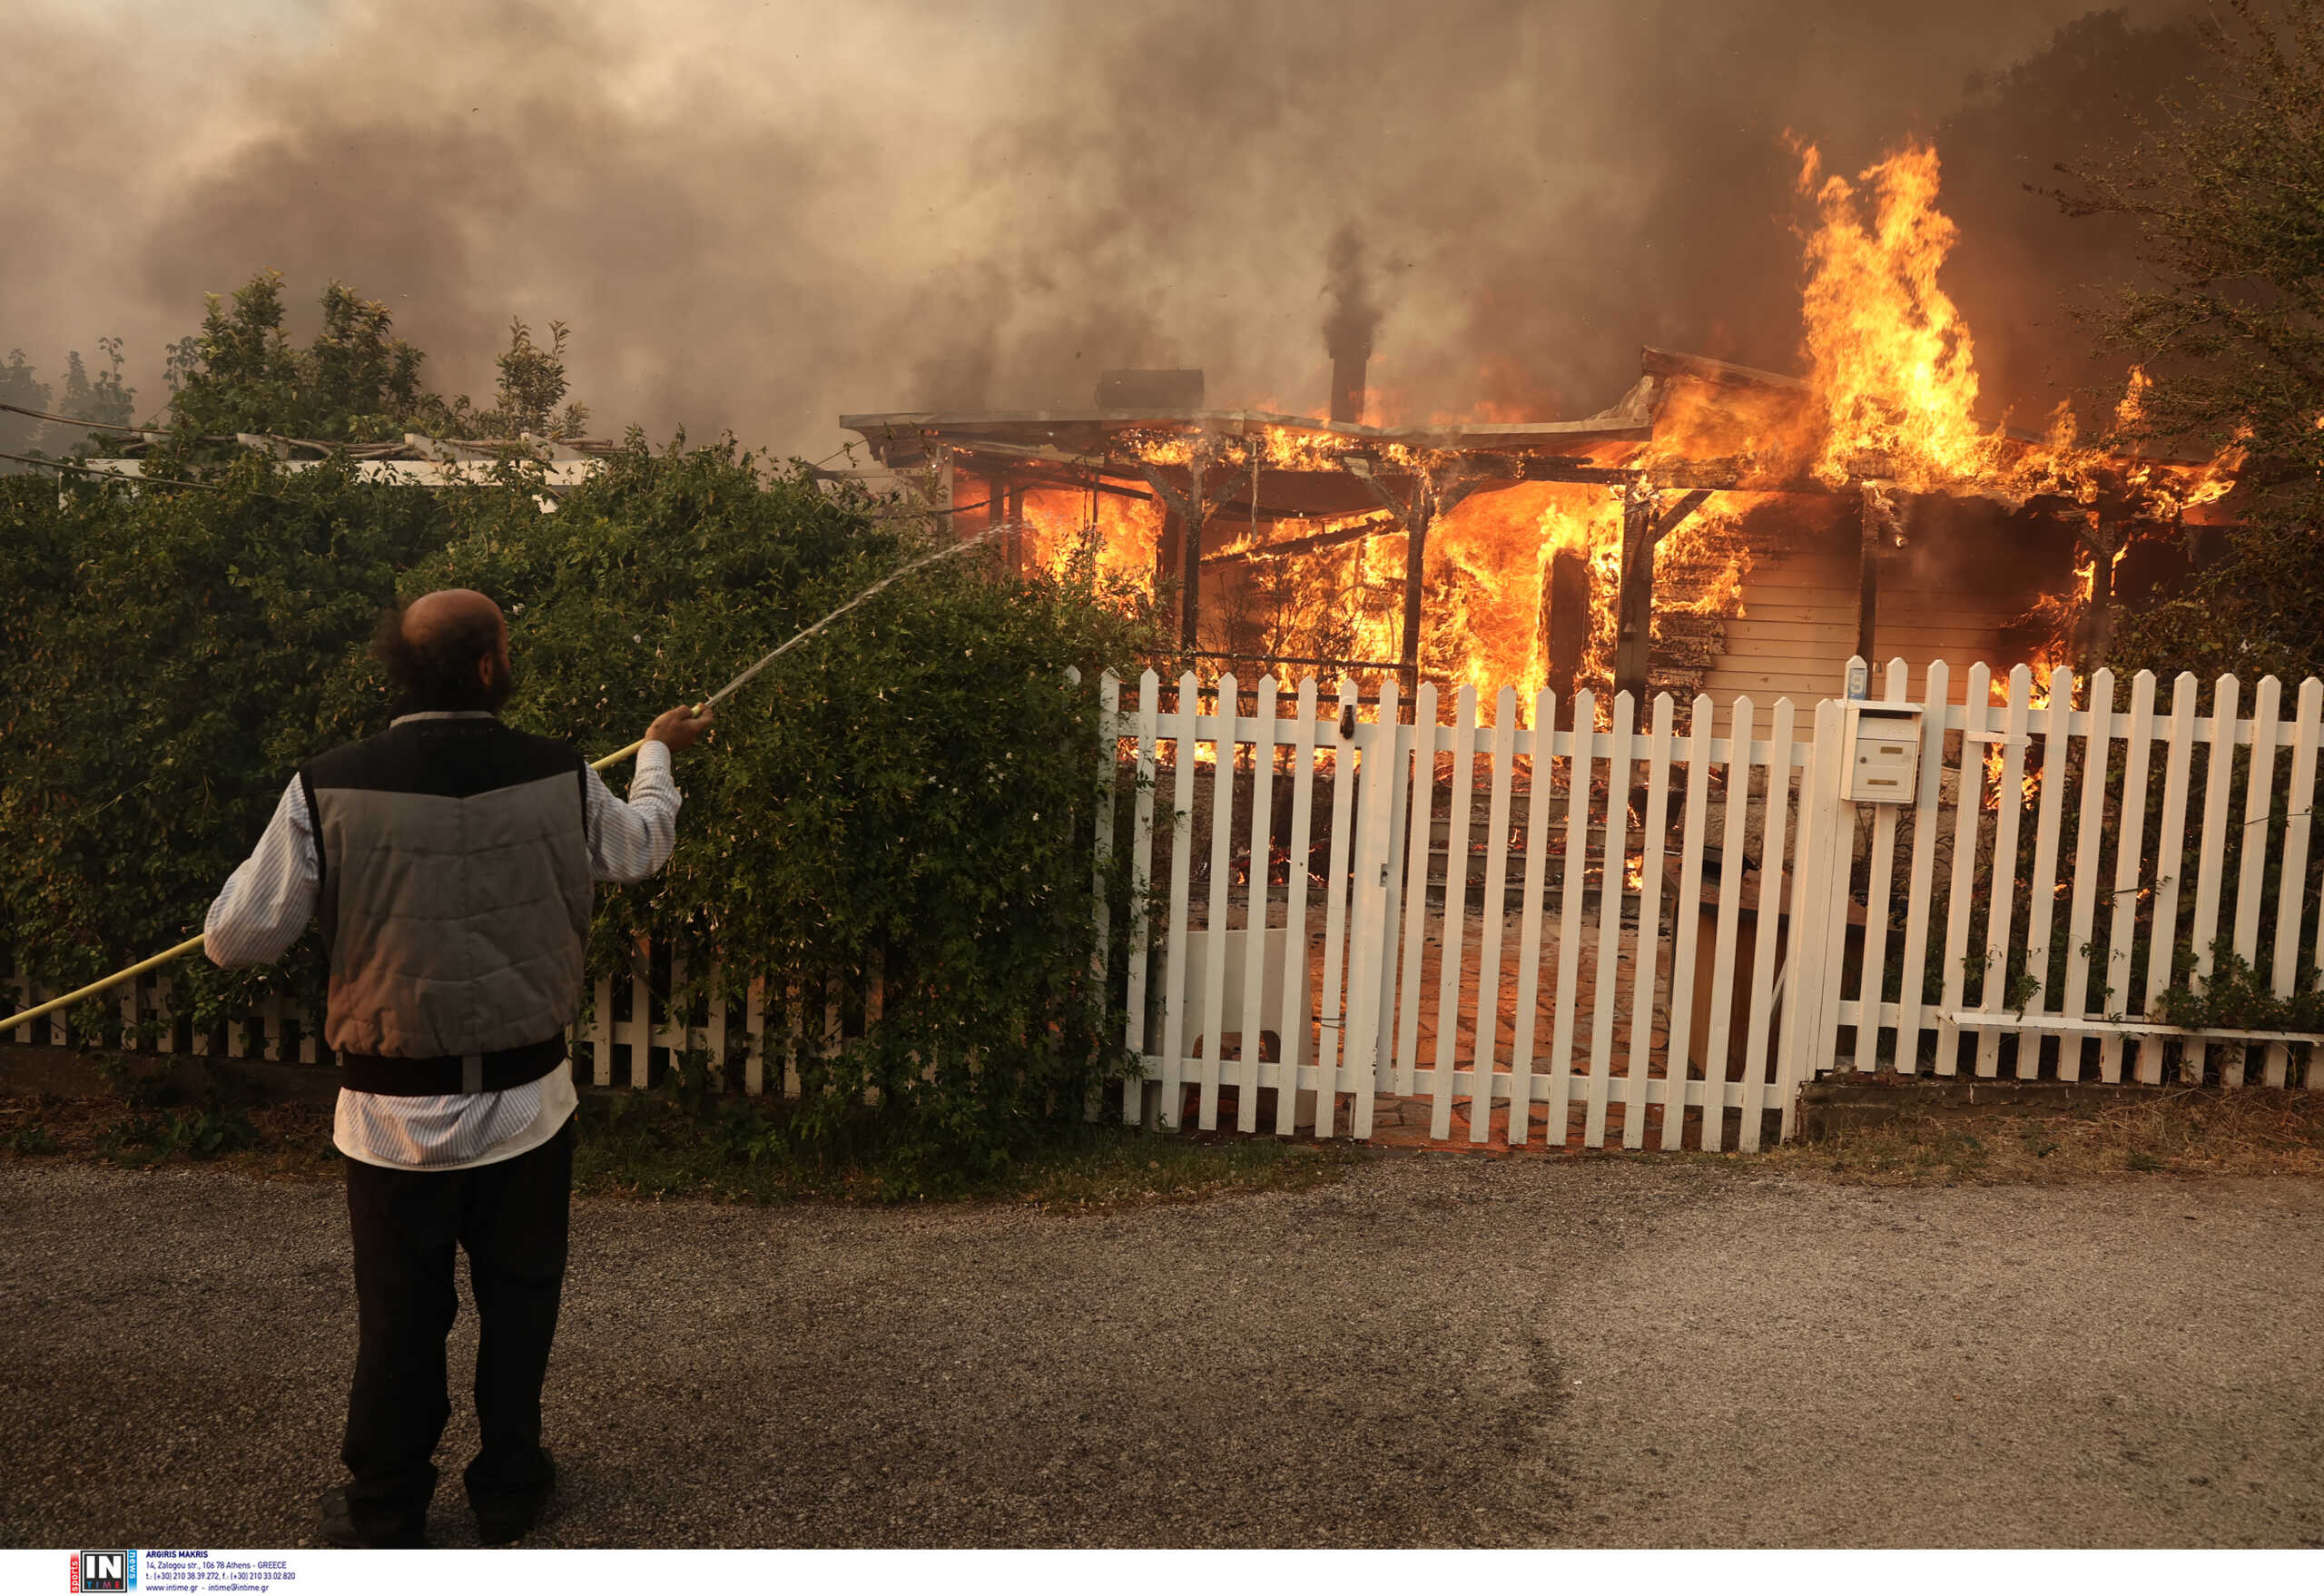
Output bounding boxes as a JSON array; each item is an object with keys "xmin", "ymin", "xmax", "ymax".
[
  {"xmin": 5, "ymin": 947, "xmax": 848, "ymax": 1094},
  {"xmin": 1096, "ymin": 656, "xmax": 2324, "ymax": 1153},
  {"xmin": 13, "ymin": 655, "xmax": 2323, "ymax": 1151},
  {"xmin": 4, "ymin": 974, "xmax": 333, "ymax": 1066},
  {"xmin": 1829, "ymin": 658, "xmax": 2324, "ymax": 1090}
]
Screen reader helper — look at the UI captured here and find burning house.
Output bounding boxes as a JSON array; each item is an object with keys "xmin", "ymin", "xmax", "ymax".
[{"xmin": 842, "ymin": 144, "xmax": 2239, "ymax": 721}]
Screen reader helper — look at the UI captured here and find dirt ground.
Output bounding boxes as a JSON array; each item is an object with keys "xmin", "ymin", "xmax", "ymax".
[{"xmin": 5, "ymin": 1151, "xmax": 2322, "ymax": 1549}]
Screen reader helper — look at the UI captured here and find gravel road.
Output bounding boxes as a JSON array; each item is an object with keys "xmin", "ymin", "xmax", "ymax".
[{"xmin": 5, "ymin": 1155, "xmax": 2321, "ymax": 1548}]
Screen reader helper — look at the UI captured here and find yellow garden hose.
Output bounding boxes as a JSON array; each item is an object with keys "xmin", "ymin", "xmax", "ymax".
[
  {"xmin": 9, "ymin": 934, "xmax": 211, "ymax": 1038},
  {"xmin": 5, "ymin": 732, "xmax": 656, "ymax": 1039},
  {"xmin": 2, "ymin": 522, "xmax": 1007, "ymax": 1037}
]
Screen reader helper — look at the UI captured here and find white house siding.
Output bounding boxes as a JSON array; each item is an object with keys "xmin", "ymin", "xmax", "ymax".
[{"xmin": 1699, "ymin": 534, "xmax": 2037, "ymax": 712}]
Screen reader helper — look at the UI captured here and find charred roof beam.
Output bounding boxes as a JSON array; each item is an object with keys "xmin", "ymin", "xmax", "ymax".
[
  {"xmin": 1651, "ymin": 488, "xmax": 1715, "ymax": 544},
  {"xmin": 1199, "ymin": 513, "xmax": 1401, "ymax": 567},
  {"xmin": 1136, "ymin": 459, "xmax": 1214, "ymax": 649}
]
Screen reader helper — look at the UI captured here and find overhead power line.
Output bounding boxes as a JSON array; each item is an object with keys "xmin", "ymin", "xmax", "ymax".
[{"xmin": 0, "ymin": 448, "xmax": 228, "ymax": 491}]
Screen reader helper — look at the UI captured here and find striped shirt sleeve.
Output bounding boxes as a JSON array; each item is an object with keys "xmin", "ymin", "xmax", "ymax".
[
  {"xmin": 586, "ymin": 738, "xmax": 683, "ymax": 882},
  {"xmin": 203, "ymin": 775, "xmax": 319, "ymax": 968}
]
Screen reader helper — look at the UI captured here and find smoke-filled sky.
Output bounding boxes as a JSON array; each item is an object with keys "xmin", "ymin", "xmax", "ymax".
[{"xmin": 4, "ymin": 0, "xmax": 2196, "ymax": 459}]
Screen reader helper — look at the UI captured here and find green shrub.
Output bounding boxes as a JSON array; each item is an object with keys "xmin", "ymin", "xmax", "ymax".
[
  {"xmin": 94, "ymin": 1058, "xmax": 184, "ymax": 1111},
  {"xmin": 0, "ymin": 457, "xmax": 451, "ymax": 1021},
  {"xmin": 2152, "ymin": 938, "xmax": 2324, "ymax": 1037},
  {"xmin": 93, "ymin": 1106, "xmax": 256, "ymax": 1165},
  {"xmin": 7, "ymin": 1124, "xmax": 58, "ymax": 1156},
  {"xmin": 322, "ymin": 439, "xmax": 1167, "ymax": 1186},
  {"xmin": 3, "ymin": 436, "xmax": 1165, "ymax": 1183},
  {"xmin": 171, "ymin": 1105, "xmax": 260, "ymax": 1159}
]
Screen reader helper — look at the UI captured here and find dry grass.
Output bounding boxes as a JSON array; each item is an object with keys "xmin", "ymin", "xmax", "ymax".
[
  {"xmin": 18, "ymin": 1072, "xmax": 2322, "ymax": 1197},
  {"xmin": 0, "ymin": 1087, "xmax": 1364, "ymax": 1209},
  {"xmin": 1763, "ymin": 1088, "xmax": 2324, "ymax": 1186},
  {"xmin": 0, "ymin": 1089, "xmax": 336, "ymax": 1179}
]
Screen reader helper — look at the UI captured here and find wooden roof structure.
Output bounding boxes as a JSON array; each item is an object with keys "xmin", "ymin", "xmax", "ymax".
[
  {"xmin": 842, "ymin": 373, "xmax": 1660, "ymax": 522},
  {"xmin": 843, "ymin": 344, "xmax": 2235, "ymax": 705}
]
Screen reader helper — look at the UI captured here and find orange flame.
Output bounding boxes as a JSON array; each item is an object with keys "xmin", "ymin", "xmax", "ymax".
[
  {"xmin": 1798, "ymin": 140, "xmax": 1995, "ymax": 490},
  {"xmin": 1017, "ymin": 482, "xmax": 1162, "ymax": 589},
  {"xmin": 1794, "ymin": 142, "xmax": 2236, "ymax": 515}
]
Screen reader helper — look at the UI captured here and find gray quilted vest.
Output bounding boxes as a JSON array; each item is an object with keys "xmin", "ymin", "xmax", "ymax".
[{"xmin": 300, "ymin": 713, "xmax": 594, "ymax": 1059}]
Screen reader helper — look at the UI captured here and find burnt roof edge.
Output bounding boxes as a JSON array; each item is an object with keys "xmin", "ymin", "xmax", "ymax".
[
  {"xmin": 837, "ymin": 408, "xmax": 1651, "ymax": 447},
  {"xmin": 1639, "ymin": 346, "xmax": 1809, "ymax": 392}
]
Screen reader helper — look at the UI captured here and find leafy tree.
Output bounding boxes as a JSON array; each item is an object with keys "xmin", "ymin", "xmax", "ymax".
[
  {"xmin": 162, "ymin": 335, "xmax": 202, "ymax": 399},
  {"xmin": 299, "ymin": 283, "xmax": 430, "ymax": 439},
  {"xmin": 2057, "ymin": 0, "xmax": 2324, "ymax": 680},
  {"xmin": 161, "ymin": 271, "xmax": 590, "ymax": 448},
  {"xmin": 167, "ymin": 271, "xmax": 438, "ymax": 445},
  {"xmin": 60, "ymin": 339, "xmax": 136, "ymax": 430},
  {"xmin": 446, "ymin": 319, "xmax": 591, "ymax": 441},
  {"xmin": 0, "ymin": 340, "xmax": 135, "ymax": 465},
  {"xmin": 1936, "ymin": 7, "xmax": 2204, "ymax": 424},
  {"xmin": 0, "ymin": 350, "xmax": 52, "ymax": 462},
  {"xmin": 9, "ymin": 271, "xmax": 591, "ymax": 467}
]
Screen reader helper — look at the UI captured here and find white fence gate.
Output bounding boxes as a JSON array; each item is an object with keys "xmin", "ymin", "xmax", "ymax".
[{"xmin": 1100, "ymin": 669, "xmax": 1817, "ymax": 1152}]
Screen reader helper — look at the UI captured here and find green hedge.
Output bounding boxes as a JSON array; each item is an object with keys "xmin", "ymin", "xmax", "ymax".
[
  {"xmin": 2, "ymin": 440, "xmax": 1163, "ymax": 1178},
  {"xmin": 1, "ymin": 454, "xmax": 448, "ymax": 986}
]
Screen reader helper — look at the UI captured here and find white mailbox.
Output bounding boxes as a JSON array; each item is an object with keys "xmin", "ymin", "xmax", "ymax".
[{"xmin": 1841, "ymin": 700, "xmax": 1923, "ymax": 803}]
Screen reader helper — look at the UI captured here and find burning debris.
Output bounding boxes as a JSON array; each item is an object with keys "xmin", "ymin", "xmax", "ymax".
[{"xmin": 842, "ymin": 138, "xmax": 2242, "ymax": 719}]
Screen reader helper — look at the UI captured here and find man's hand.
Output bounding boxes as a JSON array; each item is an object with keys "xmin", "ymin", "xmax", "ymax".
[{"xmin": 645, "ymin": 703, "xmax": 714, "ymax": 753}]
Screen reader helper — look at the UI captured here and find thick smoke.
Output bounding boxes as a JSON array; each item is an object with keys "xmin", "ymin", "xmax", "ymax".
[
  {"xmin": 1933, "ymin": 7, "xmax": 2204, "ymax": 425},
  {"xmin": 1, "ymin": 0, "xmax": 2194, "ymax": 458}
]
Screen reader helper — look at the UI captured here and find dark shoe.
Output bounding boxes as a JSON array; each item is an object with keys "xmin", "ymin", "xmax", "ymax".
[
  {"xmin": 316, "ymin": 1485, "xmax": 426, "ymax": 1550},
  {"xmin": 473, "ymin": 1448, "xmax": 555, "ymax": 1546}
]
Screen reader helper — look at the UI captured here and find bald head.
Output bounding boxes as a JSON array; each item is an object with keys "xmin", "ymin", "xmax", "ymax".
[
  {"xmin": 401, "ymin": 587, "xmax": 506, "ymax": 653},
  {"xmin": 372, "ymin": 588, "xmax": 515, "ymax": 714}
]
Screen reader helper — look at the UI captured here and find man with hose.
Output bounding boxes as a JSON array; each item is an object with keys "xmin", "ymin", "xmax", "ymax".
[{"xmin": 202, "ymin": 586, "xmax": 711, "ymax": 1549}]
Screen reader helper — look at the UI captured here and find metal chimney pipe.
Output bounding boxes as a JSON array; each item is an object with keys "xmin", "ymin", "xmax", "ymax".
[
  {"xmin": 1327, "ymin": 344, "xmax": 1368, "ymax": 426},
  {"xmin": 1322, "ymin": 226, "xmax": 1377, "ymax": 426}
]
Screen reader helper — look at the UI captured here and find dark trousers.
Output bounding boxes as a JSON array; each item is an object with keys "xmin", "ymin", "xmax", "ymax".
[{"xmin": 341, "ymin": 1118, "xmax": 573, "ymax": 1544}]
